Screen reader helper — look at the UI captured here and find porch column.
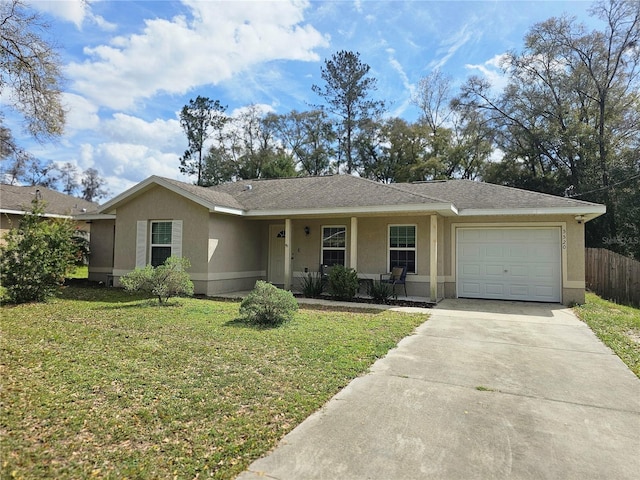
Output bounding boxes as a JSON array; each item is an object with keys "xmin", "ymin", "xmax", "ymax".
[
  {"xmin": 284, "ymin": 218, "xmax": 292, "ymax": 290},
  {"xmin": 430, "ymin": 214, "xmax": 438, "ymax": 302},
  {"xmin": 350, "ymin": 217, "xmax": 358, "ymax": 271}
]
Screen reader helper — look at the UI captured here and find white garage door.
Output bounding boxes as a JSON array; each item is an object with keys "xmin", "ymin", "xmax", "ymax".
[{"xmin": 457, "ymin": 228, "xmax": 561, "ymax": 302}]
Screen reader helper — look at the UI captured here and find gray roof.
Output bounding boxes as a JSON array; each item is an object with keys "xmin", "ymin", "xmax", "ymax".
[
  {"xmin": 0, "ymin": 184, "xmax": 99, "ymax": 216},
  {"xmin": 395, "ymin": 179, "xmax": 602, "ymax": 210},
  {"xmin": 99, "ymin": 174, "xmax": 605, "ymax": 218},
  {"xmin": 161, "ymin": 177, "xmax": 245, "ymax": 210},
  {"xmin": 213, "ymin": 175, "xmax": 446, "ymax": 210}
]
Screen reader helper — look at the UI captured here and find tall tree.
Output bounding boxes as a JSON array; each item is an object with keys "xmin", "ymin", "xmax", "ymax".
[
  {"xmin": 179, "ymin": 96, "xmax": 227, "ymax": 186},
  {"xmin": 265, "ymin": 110, "xmax": 335, "ymax": 176},
  {"xmin": 228, "ymin": 105, "xmax": 297, "ymax": 180},
  {"xmin": 0, "ymin": 117, "xmax": 30, "ymax": 184},
  {"xmin": 413, "ymin": 69, "xmax": 493, "ymax": 181},
  {"xmin": 21, "ymin": 158, "xmax": 58, "ymax": 187},
  {"xmin": 457, "ymin": 0, "xmax": 640, "ymax": 257},
  {"xmin": 413, "ymin": 69, "xmax": 454, "ymax": 135},
  {"xmin": 58, "ymin": 162, "xmax": 79, "ymax": 195},
  {"xmin": 81, "ymin": 168, "xmax": 108, "ymax": 202},
  {"xmin": 312, "ymin": 50, "xmax": 386, "ymax": 174},
  {"xmin": 0, "ymin": 0, "xmax": 65, "ymax": 144}
]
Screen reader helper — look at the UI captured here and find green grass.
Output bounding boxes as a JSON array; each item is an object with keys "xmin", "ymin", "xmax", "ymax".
[
  {"xmin": 574, "ymin": 292, "xmax": 640, "ymax": 378},
  {"xmin": 66, "ymin": 265, "xmax": 88, "ymax": 279},
  {"xmin": 1, "ymin": 286, "xmax": 427, "ymax": 479}
]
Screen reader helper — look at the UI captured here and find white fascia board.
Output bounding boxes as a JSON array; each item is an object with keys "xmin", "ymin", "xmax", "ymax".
[
  {"xmin": 459, "ymin": 205, "xmax": 607, "ymax": 220},
  {"xmin": 243, "ymin": 203, "xmax": 457, "ymax": 217},
  {"xmin": 73, "ymin": 213, "xmax": 116, "ymax": 221},
  {"xmin": 212, "ymin": 205, "xmax": 245, "ymax": 216},
  {"xmin": 1, "ymin": 208, "xmax": 72, "ymax": 219}
]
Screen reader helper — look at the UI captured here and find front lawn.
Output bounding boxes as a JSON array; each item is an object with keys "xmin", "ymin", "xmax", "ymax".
[
  {"xmin": 1, "ymin": 287, "xmax": 426, "ymax": 479},
  {"xmin": 574, "ymin": 292, "xmax": 640, "ymax": 377}
]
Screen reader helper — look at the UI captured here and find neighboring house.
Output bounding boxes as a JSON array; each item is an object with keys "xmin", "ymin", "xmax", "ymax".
[
  {"xmin": 0, "ymin": 184, "xmax": 98, "ymax": 242},
  {"xmin": 83, "ymin": 175, "xmax": 605, "ymax": 304}
]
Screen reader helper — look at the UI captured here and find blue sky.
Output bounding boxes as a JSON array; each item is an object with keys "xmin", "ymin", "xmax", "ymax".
[{"xmin": 7, "ymin": 0, "xmax": 597, "ymax": 198}]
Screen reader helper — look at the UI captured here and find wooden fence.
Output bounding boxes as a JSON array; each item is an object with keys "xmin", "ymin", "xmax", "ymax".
[{"xmin": 585, "ymin": 248, "xmax": 640, "ymax": 308}]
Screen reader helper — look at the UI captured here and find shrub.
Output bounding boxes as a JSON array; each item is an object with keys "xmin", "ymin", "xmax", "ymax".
[
  {"xmin": 0, "ymin": 201, "xmax": 78, "ymax": 304},
  {"xmin": 301, "ymin": 272, "xmax": 324, "ymax": 298},
  {"xmin": 120, "ymin": 256, "xmax": 194, "ymax": 305},
  {"xmin": 239, "ymin": 280, "xmax": 298, "ymax": 326},
  {"xmin": 368, "ymin": 280, "xmax": 395, "ymax": 303},
  {"xmin": 328, "ymin": 265, "xmax": 359, "ymax": 301}
]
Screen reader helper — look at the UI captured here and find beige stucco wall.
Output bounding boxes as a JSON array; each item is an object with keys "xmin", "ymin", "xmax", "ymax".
[
  {"xmin": 0, "ymin": 213, "xmax": 21, "ymax": 245},
  {"xmin": 88, "ymin": 219, "xmax": 115, "ymax": 283},
  {"xmin": 112, "ymin": 186, "xmax": 210, "ymax": 281},
  {"xmin": 107, "ymin": 185, "xmax": 269, "ymax": 295},
  {"xmin": 204, "ymin": 214, "xmax": 266, "ymax": 295}
]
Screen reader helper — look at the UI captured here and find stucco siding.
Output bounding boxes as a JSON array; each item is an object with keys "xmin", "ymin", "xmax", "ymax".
[
  {"xmin": 0, "ymin": 214, "xmax": 21, "ymax": 245},
  {"xmin": 204, "ymin": 214, "xmax": 265, "ymax": 294},
  {"xmin": 113, "ymin": 186, "xmax": 209, "ymax": 277},
  {"xmin": 88, "ymin": 219, "xmax": 115, "ymax": 283}
]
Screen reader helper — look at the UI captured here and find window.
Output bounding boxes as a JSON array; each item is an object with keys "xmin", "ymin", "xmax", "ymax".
[
  {"xmin": 322, "ymin": 226, "xmax": 346, "ymax": 266},
  {"xmin": 151, "ymin": 221, "xmax": 173, "ymax": 267},
  {"xmin": 389, "ymin": 225, "xmax": 416, "ymax": 273},
  {"xmin": 136, "ymin": 220, "xmax": 182, "ymax": 268}
]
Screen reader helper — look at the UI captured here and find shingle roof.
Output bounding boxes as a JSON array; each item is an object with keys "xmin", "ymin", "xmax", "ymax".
[
  {"xmin": 213, "ymin": 175, "xmax": 447, "ymax": 210},
  {"xmin": 396, "ymin": 179, "xmax": 602, "ymax": 210},
  {"xmin": 160, "ymin": 177, "xmax": 244, "ymax": 210},
  {"xmin": 99, "ymin": 174, "xmax": 605, "ymax": 218},
  {"xmin": 0, "ymin": 184, "xmax": 99, "ymax": 216}
]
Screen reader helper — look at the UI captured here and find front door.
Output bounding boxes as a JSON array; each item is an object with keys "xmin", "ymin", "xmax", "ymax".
[{"xmin": 268, "ymin": 224, "xmax": 285, "ymax": 285}]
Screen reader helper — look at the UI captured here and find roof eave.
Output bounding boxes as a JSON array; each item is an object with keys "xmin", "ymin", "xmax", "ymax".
[
  {"xmin": 242, "ymin": 203, "xmax": 457, "ymax": 217},
  {"xmin": 1, "ymin": 208, "xmax": 74, "ymax": 219},
  {"xmin": 458, "ymin": 205, "xmax": 607, "ymax": 221},
  {"xmin": 98, "ymin": 176, "xmax": 222, "ymax": 214},
  {"xmin": 74, "ymin": 213, "xmax": 117, "ymax": 221}
]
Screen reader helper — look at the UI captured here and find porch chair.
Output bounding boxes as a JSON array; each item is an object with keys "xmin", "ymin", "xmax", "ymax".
[{"xmin": 380, "ymin": 265, "xmax": 408, "ymax": 297}]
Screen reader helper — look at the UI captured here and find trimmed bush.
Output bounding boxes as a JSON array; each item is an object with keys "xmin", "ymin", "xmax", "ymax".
[
  {"xmin": 368, "ymin": 280, "xmax": 395, "ymax": 303},
  {"xmin": 0, "ymin": 201, "xmax": 78, "ymax": 304},
  {"xmin": 239, "ymin": 281, "xmax": 298, "ymax": 326},
  {"xmin": 120, "ymin": 256, "xmax": 194, "ymax": 305},
  {"xmin": 328, "ymin": 265, "xmax": 359, "ymax": 301},
  {"xmin": 301, "ymin": 272, "xmax": 324, "ymax": 298}
]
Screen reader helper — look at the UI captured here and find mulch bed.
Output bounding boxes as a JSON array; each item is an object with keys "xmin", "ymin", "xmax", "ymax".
[{"xmin": 294, "ymin": 293, "xmax": 435, "ymax": 309}]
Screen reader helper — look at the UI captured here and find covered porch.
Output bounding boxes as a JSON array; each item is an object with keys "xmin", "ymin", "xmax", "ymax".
[{"xmin": 262, "ymin": 213, "xmax": 444, "ymax": 303}]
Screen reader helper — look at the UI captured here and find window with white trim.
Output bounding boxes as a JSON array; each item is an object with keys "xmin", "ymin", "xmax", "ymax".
[
  {"xmin": 322, "ymin": 226, "xmax": 346, "ymax": 266},
  {"xmin": 136, "ymin": 220, "xmax": 183, "ymax": 268},
  {"xmin": 389, "ymin": 225, "xmax": 416, "ymax": 273},
  {"xmin": 151, "ymin": 221, "xmax": 173, "ymax": 267}
]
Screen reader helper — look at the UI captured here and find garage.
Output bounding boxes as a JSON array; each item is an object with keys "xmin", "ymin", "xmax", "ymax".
[{"xmin": 457, "ymin": 227, "xmax": 562, "ymax": 302}]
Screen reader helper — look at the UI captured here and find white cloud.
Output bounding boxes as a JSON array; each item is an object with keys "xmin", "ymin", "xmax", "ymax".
[
  {"xmin": 83, "ymin": 142, "xmax": 181, "ymax": 195},
  {"xmin": 62, "ymin": 93, "xmax": 100, "ymax": 132},
  {"xmin": 66, "ymin": 0, "xmax": 329, "ymax": 110},
  {"xmin": 31, "ymin": 0, "xmax": 116, "ymax": 30},
  {"xmin": 102, "ymin": 114, "xmax": 183, "ymax": 151},
  {"xmin": 429, "ymin": 23, "xmax": 475, "ymax": 71},
  {"xmin": 385, "ymin": 48, "xmax": 414, "ymax": 118},
  {"xmin": 31, "ymin": 0, "xmax": 87, "ymax": 27},
  {"xmin": 465, "ymin": 53, "xmax": 510, "ymax": 92}
]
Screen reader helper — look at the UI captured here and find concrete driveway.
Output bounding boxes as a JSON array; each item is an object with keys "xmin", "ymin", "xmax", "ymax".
[{"xmin": 237, "ymin": 299, "xmax": 640, "ymax": 479}]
